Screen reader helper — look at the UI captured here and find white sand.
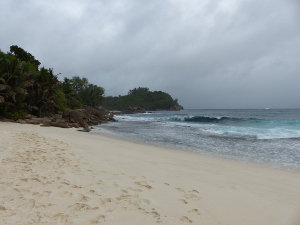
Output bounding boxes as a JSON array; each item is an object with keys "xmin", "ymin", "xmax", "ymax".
[{"xmin": 0, "ymin": 122, "xmax": 300, "ymax": 225}]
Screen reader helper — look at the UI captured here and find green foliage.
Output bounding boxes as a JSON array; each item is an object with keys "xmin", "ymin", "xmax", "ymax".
[
  {"xmin": 128, "ymin": 87, "xmax": 149, "ymax": 95},
  {"xmin": 54, "ymin": 90, "xmax": 68, "ymax": 112},
  {"xmin": 104, "ymin": 87, "xmax": 179, "ymax": 110},
  {"xmin": 68, "ymin": 76, "xmax": 104, "ymax": 108},
  {"xmin": 9, "ymin": 45, "xmax": 41, "ymax": 70},
  {"xmin": 0, "ymin": 45, "xmax": 106, "ymax": 118},
  {"xmin": 27, "ymin": 67, "xmax": 60, "ymax": 117},
  {"xmin": 61, "ymin": 77, "xmax": 81, "ymax": 109},
  {"xmin": 0, "ymin": 52, "xmax": 35, "ymax": 112},
  {"xmin": 3, "ymin": 108, "xmax": 28, "ymax": 120}
]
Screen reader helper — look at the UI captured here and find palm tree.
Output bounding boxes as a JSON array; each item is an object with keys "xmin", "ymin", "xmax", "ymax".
[
  {"xmin": 61, "ymin": 77, "xmax": 81, "ymax": 109},
  {"xmin": 28, "ymin": 67, "xmax": 60, "ymax": 117},
  {"xmin": 0, "ymin": 55, "xmax": 34, "ymax": 115}
]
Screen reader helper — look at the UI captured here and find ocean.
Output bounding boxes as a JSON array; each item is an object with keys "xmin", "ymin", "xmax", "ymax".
[{"xmin": 95, "ymin": 109, "xmax": 300, "ymax": 170}]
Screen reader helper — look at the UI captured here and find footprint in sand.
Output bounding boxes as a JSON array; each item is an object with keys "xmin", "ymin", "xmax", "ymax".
[
  {"xmin": 101, "ymin": 198, "xmax": 113, "ymax": 206},
  {"xmin": 127, "ymin": 187, "xmax": 143, "ymax": 192},
  {"xmin": 138, "ymin": 208, "xmax": 162, "ymax": 223},
  {"xmin": 78, "ymin": 193, "xmax": 90, "ymax": 202},
  {"xmin": 60, "ymin": 191, "xmax": 73, "ymax": 197},
  {"xmin": 184, "ymin": 193, "xmax": 201, "ymax": 200},
  {"xmin": 179, "ymin": 199, "xmax": 188, "ymax": 204},
  {"xmin": 54, "ymin": 213, "xmax": 70, "ymax": 223},
  {"xmin": 88, "ymin": 189, "xmax": 101, "ymax": 196},
  {"xmin": 60, "ymin": 180, "xmax": 70, "ymax": 185},
  {"xmin": 90, "ymin": 214, "xmax": 106, "ymax": 224},
  {"xmin": 176, "ymin": 188, "xmax": 185, "ymax": 192},
  {"xmin": 188, "ymin": 209, "xmax": 201, "ymax": 215},
  {"xmin": 180, "ymin": 216, "xmax": 193, "ymax": 223},
  {"xmin": 69, "ymin": 203, "xmax": 99, "ymax": 211},
  {"xmin": 135, "ymin": 181, "xmax": 153, "ymax": 189}
]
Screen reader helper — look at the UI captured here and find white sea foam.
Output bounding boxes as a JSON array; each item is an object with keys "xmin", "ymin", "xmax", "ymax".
[{"xmin": 102, "ymin": 109, "xmax": 300, "ymax": 169}]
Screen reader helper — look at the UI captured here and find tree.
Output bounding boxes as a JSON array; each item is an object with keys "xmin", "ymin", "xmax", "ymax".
[
  {"xmin": 128, "ymin": 87, "xmax": 149, "ymax": 95},
  {"xmin": 1, "ymin": 45, "xmax": 106, "ymax": 119},
  {"xmin": 104, "ymin": 87, "xmax": 181, "ymax": 110},
  {"xmin": 81, "ymin": 84, "xmax": 105, "ymax": 108},
  {"xmin": 61, "ymin": 77, "xmax": 81, "ymax": 109},
  {"xmin": 0, "ymin": 53, "xmax": 34, "ymax": 116},
  {"xmin": 9, "ymin": 45, "xmax": 41, "ymax": 70},
  {"xmin": 68, "ymin": 76, "xmax": 105, "ymax": 108},
  {"xmin": 28, "ymin": 67, "xmax": 61, "ymax": 116}
]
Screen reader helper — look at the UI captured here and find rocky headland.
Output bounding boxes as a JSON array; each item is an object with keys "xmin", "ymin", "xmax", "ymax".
[{"xmin": 0, "ymin": 106, "xmax": 116, "ymax": 131}]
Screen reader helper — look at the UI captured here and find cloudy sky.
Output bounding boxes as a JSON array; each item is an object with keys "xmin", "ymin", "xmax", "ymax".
[{"xmin": 1, "ymin": 0, "xmax": 299, "ymax": 109}]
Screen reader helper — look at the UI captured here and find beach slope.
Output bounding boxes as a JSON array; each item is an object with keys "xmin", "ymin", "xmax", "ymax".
[{"xmin": 0, "ymin": 122, "xmax": 300, "ymax": 224}]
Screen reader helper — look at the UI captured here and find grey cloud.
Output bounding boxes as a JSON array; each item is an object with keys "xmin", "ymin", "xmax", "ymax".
[{"xmin": 0, "ymin": 0, "xmax": 299, "ymax": 109}]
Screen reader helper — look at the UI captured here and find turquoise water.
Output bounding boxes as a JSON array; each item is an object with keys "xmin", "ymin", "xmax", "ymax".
[{"xmin": 96, "ymin": 109, "xmax": 300, "ymax": 170}]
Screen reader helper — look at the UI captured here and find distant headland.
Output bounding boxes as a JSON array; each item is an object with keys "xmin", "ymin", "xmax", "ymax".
[{"xmin": 104, "ymin": 87, "xmax": 184, "ymax": 112}]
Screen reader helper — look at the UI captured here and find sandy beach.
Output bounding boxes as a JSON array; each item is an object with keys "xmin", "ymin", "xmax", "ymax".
[{"xmin": 0, "ymin": 122, "xmax": 300, "ymax": 225}]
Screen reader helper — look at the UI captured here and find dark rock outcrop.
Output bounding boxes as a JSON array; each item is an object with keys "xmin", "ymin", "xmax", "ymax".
[
  {"xmin": 121, "ymin": 106, "xmax": 146, "ymax": 114},
  {"xmin": 170, "ymin": 104, "xmax": 184, "ymax": 111},
  {"xmin": 11, "ymin": 105, "xmax": 116, "ymax": 130}
]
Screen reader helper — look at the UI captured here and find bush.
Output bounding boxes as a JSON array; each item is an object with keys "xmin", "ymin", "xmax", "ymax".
[{"xmin": 4, "ymin": 109, "xmax": 28, "ymax": 120}]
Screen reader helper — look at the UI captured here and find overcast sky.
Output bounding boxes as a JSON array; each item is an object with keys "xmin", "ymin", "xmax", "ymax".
[{"xmin": 1, "ymin": 0, "xmax": 299, "ymax": 109}]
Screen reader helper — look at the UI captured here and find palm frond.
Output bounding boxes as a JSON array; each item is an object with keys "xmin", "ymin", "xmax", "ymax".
[
  {"xmin": 3, "ymin": 101, "xmax": 14, "ymax": 108},
  {"xmin": 0, "ymin": 77, "xmax": 6, "ymax": 83},
  {"xmin": 6, "ymin": 90, "xmax": 16, "ymax": 101},
  {"xmin": 0, "ymin": 96, "xmax": 4, "ymax": 103},
  {"xmin": 19, "ymin": 80, "xmax": 34, "ymax": 88},
  {"xmin": 0, "ymin": 84, "xmax": 7, "ymax": 91},
  {"xmin": 13, "ymin": 87, "xmax": 27, "ymax": 95}
]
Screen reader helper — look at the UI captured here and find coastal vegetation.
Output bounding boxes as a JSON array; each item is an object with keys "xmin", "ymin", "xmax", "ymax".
[
  {"xmin": 0, "ymin": 45, "xmax": 104, "ymax": 119},
  {"xmin": 104, "ymin": 87, "xmax": 183, "ymax": 111},
  {"xmin": 0, "ymin": 45, "xmax": 182, "ymax": 120}
]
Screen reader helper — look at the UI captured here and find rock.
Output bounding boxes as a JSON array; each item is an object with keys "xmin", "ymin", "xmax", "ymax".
[
  {"xmin": 25, "ymin": 119, "xmax": 34, "ymax": 124},
  {"xmin": 170, "ymin": 104, "xmax": 184, "ymax": 111},
  {"xmin": 57, "ymin": 123, "xmax": 69, "ymax": 128},
  {"xmin": 18, "ymin": 119, "xmax": 27, "ymax": 124},
  {"xmin": 50, "ymin": 122, "xmax": 58, "ymax": 127},
  {"xmin": 23, "ymin": 114, "xmax": 32, "ymax": 119},
  {"xmin": 88, "ymin": 120, "xmax": 98, "ymax": 126},
  {"xmin": 63, "ymin": 109, "xmax": 71, "ymax": 118},
  {"xmin": 98, "ymin": 106, "xmax": 107, "ymax": 111},
  {"xmin": 41, "ymin": 119, "xmax": 52, "ymax": 125},
  {"xmin": 40, "ymin": 124, "xmax": 51, "ymax": 127},
  {"xmin": 83, "ymin": 127, "xmax": 91, "ymax": 132},
  {"xmin": 70, "ymin": 123, "xmax": 79, "ymax": 128},
  {"xmin": 69, "ymin": 110, "xmax": 84, "ymax": 122},
  {"xmin": 2, "ymin": 105, "xmax": 115, "ymax": 130},
  {"xmin": 29, "ymin": 118, "xmax": 44, "ymax": 124},
  {"xmin": 56, "ymin": 118, "xmax": 66, "ymax": 123},
  {"xmin": 78, "ymin": 120, "xmax": 89, "ymax": 129},
  {"xmin": 2, "ymin": 119, "xmax": 15, "ymax": 122},
  {"xmin": 121, "ymin": 106, "xmax": 145, "ymax": 114},
  {"xmin": 54, "ymin": 114, "xmax": 62, "ymax": 120}
]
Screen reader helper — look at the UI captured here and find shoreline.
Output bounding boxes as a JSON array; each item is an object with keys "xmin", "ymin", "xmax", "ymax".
[
  {"xmin": 1, "ymin": 122, "xmax": 300, "ymax": 224},
  {"xmin": 92, "ymin": 126, "xmax": 300, "ymax": 173}
]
